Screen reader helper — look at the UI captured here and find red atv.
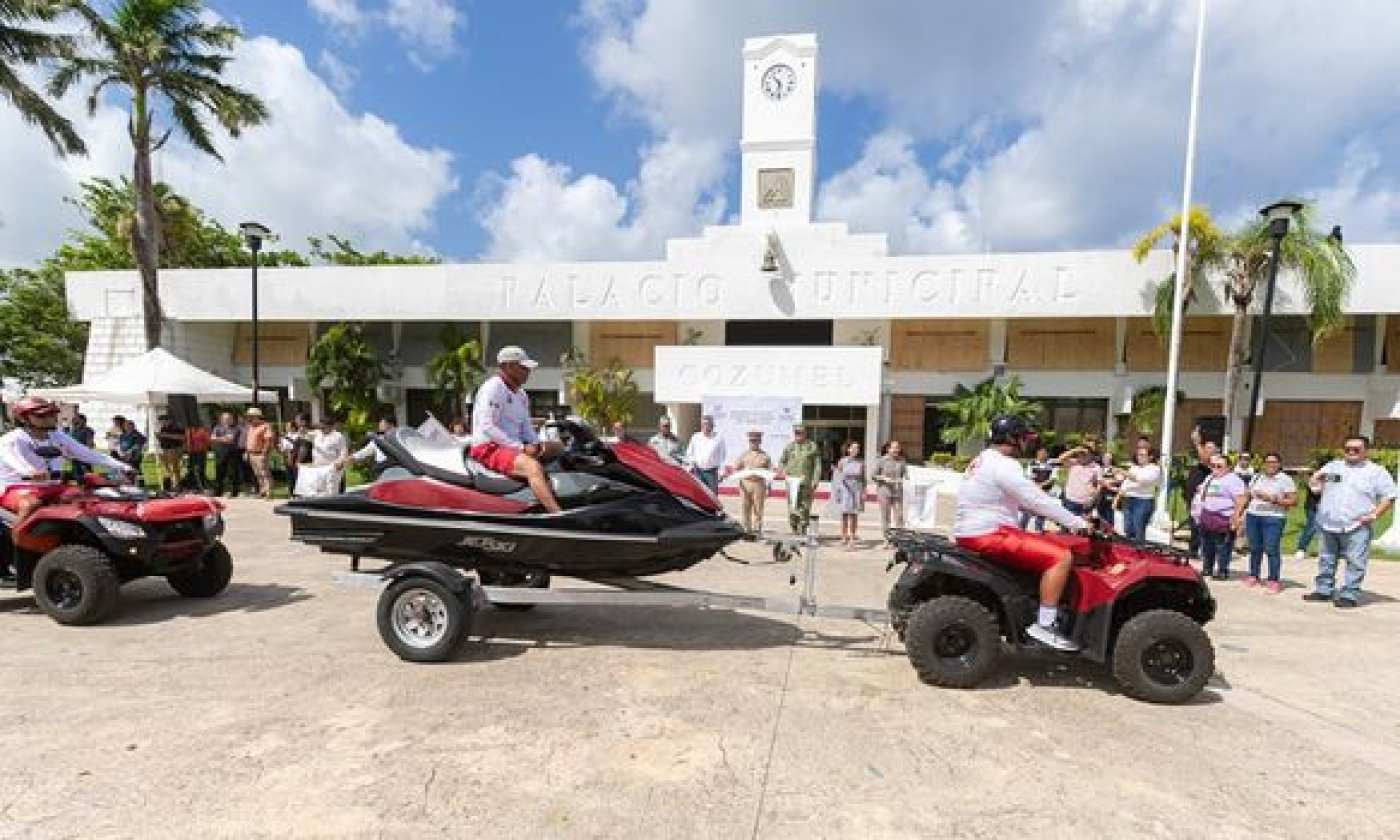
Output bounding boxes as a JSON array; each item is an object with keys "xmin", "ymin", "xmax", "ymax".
[
  {"xmin": 0, "ymin": 475, "xmax": 230, "ymax": 625},
  {"xmin": 887, "ymin": 529, "xmax": 1217, "ymax": 704}
]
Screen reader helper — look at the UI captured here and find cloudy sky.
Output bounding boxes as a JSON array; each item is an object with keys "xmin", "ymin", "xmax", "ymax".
[{"xmin": 1, "ymin": 0, "xmax": 1397, "ymax": 267}]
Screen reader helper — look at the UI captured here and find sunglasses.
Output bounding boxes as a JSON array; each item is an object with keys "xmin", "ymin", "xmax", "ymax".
[
  {"xmin": 1344, "ymin": 446, "xmax": 1364, "ymax": 453},
  {"xmin": 1211, "ymin": 462, "xmax": 1229, "ymax": 469}
]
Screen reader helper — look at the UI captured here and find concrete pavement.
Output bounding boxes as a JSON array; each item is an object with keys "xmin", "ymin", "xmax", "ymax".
[{"xmin": 2, "ymin": 498, "xmax": 1399, "ymax": 838}]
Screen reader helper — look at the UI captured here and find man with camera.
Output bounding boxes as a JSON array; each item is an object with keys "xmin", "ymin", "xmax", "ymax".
[{"xmin": 1302, "ymin": 435, "xmax": 1396, "ymax": 608}]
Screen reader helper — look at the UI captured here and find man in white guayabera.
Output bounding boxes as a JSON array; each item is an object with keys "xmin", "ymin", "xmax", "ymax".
[
  {"xmin": 954, "ymin": 414, "xmax": 1091, "ymax": 652},
  {"xmin": 469, "ymin": 346, "xmax": 564, "ymax": 513}
]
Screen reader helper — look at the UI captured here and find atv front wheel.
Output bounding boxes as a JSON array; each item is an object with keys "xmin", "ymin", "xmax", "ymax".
[
  {"xmin": 167, "ymin": 543, "xmax": 234, "ymax": 598},
  {"xmin": 377, "ymin": 576, "xmax": 471, "ymax": 662},
  {"xmin": 1111, "ymin": 609, "xmax": 1215, "ymax": 704},
  {"xmin": 32, "ymin": 545, "xmax": 120, "ymax": 626},
  {"xmin": 904, "ymin": 596, "xmax": 1001, "ymax": 689},
  {"xmin": 477, "ymin": 570, "xmax": 549, "ymax": 612}
]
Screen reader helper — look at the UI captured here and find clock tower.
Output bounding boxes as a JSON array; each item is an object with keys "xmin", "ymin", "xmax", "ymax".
[{"xmin": 740, "ymin": 34, "xmax": 818, "ymax": 226}]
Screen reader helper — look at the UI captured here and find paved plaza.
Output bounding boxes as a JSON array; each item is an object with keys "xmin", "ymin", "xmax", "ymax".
[{"xmin": 3, "ymin": 499, "xmax": 1400, "ymax": 838}]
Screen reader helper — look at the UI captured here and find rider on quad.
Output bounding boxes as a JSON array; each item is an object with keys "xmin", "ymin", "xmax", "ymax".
[
  {"xmin": 1, "ymin": 396, "xmax": 134, "ymax": 540},
  {"xmin": 954, "ymin": 414, "xmax": 1090, "ymax": 652}
]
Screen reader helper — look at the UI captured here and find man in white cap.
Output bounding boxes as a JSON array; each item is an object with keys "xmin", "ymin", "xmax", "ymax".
[{"xmin": 469, "ymin": 346, "xmax": 564, "ymax": 512}]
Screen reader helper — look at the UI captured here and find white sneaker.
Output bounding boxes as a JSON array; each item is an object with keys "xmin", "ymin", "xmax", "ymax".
[{"xmin": 1026, "ymin": 622, "xmax": 1080, "ymax": 652}]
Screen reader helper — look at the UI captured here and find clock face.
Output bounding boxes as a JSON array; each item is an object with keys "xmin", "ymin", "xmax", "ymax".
[{"xmin": 761, "ymin": 63, "xmax": 797, "ymax": 101}]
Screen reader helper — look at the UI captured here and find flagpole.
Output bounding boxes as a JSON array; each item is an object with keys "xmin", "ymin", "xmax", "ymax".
[{"xmin": 1151, "ymin": 0, "xmax": 1208, "ymax": 540}]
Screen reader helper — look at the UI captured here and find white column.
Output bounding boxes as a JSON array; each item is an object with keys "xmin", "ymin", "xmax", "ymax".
[
  {"xmin": 988, "ymin": 319, "xmax": 1008, "ymax": 373},
  {"xmin": 864, "ymin": 404, "xmax": 881, "ymax": 467}
]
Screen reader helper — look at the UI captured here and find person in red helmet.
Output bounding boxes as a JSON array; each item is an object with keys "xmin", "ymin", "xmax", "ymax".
[
  {"xmin": 0, "ymin": 396, "xmax": 132, "ymax": 528},
  {"xmin": 954, "ymin": 414, "xmax": 1091, "ymax": 652}
]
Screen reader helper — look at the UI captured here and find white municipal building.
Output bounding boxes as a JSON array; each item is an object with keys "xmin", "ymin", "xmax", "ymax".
[{"xmin": 66, "ymin": 34, "xmax": 1400, "ymax": 464}]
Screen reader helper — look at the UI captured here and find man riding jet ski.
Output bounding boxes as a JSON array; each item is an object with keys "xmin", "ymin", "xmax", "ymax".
[
  {"xmin": 954, "ymin": 415, "xmax": 1090, "ymax": 652},
  {"xmin": 277, "ymin": 412, "xmax": 745, "ymax": 579}
]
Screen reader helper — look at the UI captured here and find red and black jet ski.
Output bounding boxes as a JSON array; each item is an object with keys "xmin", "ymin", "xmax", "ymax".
[{"xmin": 275, "ymin": 421, "xmax": 744, "ymax": 578}]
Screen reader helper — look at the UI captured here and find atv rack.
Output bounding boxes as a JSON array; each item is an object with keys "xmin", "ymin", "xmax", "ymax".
[{"xmin": 334, "ymin": 530, "xmax": 893, "ymax": 662}]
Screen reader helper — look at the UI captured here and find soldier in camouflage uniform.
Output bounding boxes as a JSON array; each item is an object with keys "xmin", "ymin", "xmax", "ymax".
[{"xmin": 779, "ymin": 424, "xmax": 822, "ymax": 535}]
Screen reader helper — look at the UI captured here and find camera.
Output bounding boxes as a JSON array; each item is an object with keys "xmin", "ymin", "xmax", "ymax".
[{"xmin": 1320, "ymin": 472, "xmax": 1343, "ymax": 483}]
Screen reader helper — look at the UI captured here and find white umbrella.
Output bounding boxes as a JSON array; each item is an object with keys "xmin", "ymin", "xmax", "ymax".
[{"xmin": 31, "ymin": 348, "xmax": 277, "ymax": 405}]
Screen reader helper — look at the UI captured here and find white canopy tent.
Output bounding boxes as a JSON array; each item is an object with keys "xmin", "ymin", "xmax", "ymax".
[{"xmin": 32, "ymin": 348, "xmax": 275, "ymax": 405}]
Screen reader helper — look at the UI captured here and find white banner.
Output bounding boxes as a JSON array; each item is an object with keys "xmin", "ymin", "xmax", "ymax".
[
  {"xmin": 701, "ymin": 396, "xmax": 802, "ymax": 471},
  {"xmin": 657, "ymin": 346, "xmax": 882, "ymax": 405}
]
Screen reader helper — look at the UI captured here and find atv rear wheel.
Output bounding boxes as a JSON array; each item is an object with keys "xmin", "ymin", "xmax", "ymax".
[
  {"xmin": 32, "ymin": 545, "xmax": 120, "ymax": 626},
  {"xmin": 905, "ymin": 596, "xmax": 1001, "ymax": 689},
  {"xmin": 377, "ymin": 576, "xmax": 471, "ymax": 662},
  {"xmin": 1111, "ymin": 609, "xmax": 1215, "ymax": 704},
  {"xmin": 167, "ymin": 543, "xmax": 234, "ymax": 598},
  {"xmin": 478, "ymin": 570, "xmax": 550, "ymax": 611}
]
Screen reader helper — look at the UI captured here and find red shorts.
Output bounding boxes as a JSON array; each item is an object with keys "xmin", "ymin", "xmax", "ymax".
[
  {"xmin": 469, "ymin": 442, "xmax": 523, "ymax": 475},
  {"xmin": 956, "ymin": 526, "xmax": 1072, "ymax": 575},
  {"xmin": 1, "ymin": 483, "xmax": 66, "ymax": 512}
]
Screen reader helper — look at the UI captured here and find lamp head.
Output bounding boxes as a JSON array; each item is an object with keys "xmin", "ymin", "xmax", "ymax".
[
  {"xmin": 1259, "ymin": 199, "xmax": 1304, "ymax": 238},
  {"xmin": 239, "ymin": 221, "xmax": 273, "ymax": 251}
]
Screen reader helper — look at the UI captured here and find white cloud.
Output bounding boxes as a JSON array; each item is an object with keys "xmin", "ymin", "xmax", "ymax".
[
  {"xmin": 477, "ymin": 133, "xmax": 726, "ymax": 262},
  {"xmin": 307, "ymin": 0, "xmax": 365, "ymax": 34},
  {"xmin": 566, "ymin": 0, "xmax": 1400, "ymax": 255},
  {"xmin": 0, "ymin": 35, "xmax": 457, "ymax": 267},
  {"xmin": 817, "ymin": 131, "xmax": 976, "ymax": 254},
  {"xmin": 318, "ymin": 48, "xmax": 358, "ymax": 95},
  {"xmin": 384, "ymin": 0, "xmax": 462, "ymax": 69}
]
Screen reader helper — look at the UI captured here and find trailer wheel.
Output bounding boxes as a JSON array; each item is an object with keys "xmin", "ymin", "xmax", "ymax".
[
  {"xmin": 32, "ymin": 545, "xmax": 121, "ymax": 626},
  {"xmin": 377, "ymin": 576, "xmax": 471, "ymax": 662},
  {"xmin": 478, "ymin": 570, "xmax": 549, "ymax": 611},
  {"xmin": 1111, "ymin": 610, "xmax": 1214, "ymax": 704},
  {"xmin": 904, "ymin": 596, "xmax": 1001, "ymax": 689}
]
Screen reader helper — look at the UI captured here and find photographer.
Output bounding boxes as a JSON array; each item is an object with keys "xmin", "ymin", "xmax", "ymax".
[{"xmin": 1301, "ymin": 435, "xmax": 1396, "ymax": 608}]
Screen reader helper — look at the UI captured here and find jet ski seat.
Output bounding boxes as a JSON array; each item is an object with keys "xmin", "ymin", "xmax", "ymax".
[{"xmin": 462, "ymin": 458, "xmax": 526, "ymax": 495}]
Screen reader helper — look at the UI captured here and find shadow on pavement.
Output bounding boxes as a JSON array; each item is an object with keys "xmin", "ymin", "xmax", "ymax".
[
  {"xmin": 957, "ymin": 649, "xmax": 1226, "ymax": 705},
  {"xmin": 99, "ymin": 580, "xmax": 313, "ymax": 627},
  {"xmin": 455, "ymin": 604, "xmax": 894, "ymax": 662}
]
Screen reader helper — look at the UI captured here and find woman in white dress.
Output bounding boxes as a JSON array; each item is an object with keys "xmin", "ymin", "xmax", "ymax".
[{"xmin": 833, "ymin": 441, "xmax": 866, "ymax": 549}]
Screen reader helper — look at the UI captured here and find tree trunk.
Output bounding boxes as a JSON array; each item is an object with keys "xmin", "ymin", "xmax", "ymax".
[
  {"xmin": 1222, "ymin": 305, "xmax": 1250, "ymax": 446},
  {"xmin": 130, "ymin": 92, "xmax": 163, "ymax": 350}
]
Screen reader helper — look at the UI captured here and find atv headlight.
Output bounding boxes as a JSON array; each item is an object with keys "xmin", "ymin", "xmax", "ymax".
[
  {"xmin": 202, "ymin": 511, "xmax": 221, "ymax": 531},
  {"xmin": 97, "ymin": 517, "xmax": 146, "ymax": 539}
]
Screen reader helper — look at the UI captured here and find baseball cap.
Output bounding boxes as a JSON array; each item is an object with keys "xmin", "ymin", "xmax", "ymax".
[
  {"xmin": 245, "ymin": 407, "xmax": 264, "ymax": 418},
  {"xmin": 496, "ymin": 345, "xmax": 538, "ymax": 368}
]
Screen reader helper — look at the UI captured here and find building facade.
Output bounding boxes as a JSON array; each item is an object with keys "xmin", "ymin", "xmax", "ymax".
[{"xmin": 65, "ymin": 34, "xmax": 1400, "ymax": 464}]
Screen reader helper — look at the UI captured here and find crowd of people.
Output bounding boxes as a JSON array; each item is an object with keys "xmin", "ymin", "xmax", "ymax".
[
  {"xmin": 11, "ymin": 338, "xmax": 1394, "ymax": 605},
  {"xmin": 999, "ymin": 424, "xmax": 1396, "ymax": 607}
]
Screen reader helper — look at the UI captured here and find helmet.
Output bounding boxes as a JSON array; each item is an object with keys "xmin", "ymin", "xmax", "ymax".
[
  {"xmin": 12, "ymin": 396, "xmax": 60, "ymax": 422},
  {"xmin": 988, "ymin": 414, "xmax": 1034, "ymax": 445}
]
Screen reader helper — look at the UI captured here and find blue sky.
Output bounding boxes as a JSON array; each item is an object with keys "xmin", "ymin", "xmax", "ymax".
[{"xmin": 2, "ymin": 0, "xmax": 1398, "ymax": 266}]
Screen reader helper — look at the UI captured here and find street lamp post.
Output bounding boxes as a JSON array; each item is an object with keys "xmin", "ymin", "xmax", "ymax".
[
  {"xmin": 239, "ymin": 221, "xmax": 273, "ymax": 408},
  {"xmin": 1240, "ymin": 199, "xmax": 1304, "ymax": 455}
]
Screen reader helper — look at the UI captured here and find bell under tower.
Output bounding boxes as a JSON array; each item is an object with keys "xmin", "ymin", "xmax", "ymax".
[{"xmin": 740, "ymin": 34, "xmax": 818, "ymax": 226}]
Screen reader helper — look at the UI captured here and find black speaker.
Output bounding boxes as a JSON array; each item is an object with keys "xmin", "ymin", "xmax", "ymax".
[
  {"xmin": 167, "ymin": 394, "xmax": 202, "ymax": 428},
  {"xmin": 1193, "ymin": 414, "xmax": 1226, "ymax": 447}
]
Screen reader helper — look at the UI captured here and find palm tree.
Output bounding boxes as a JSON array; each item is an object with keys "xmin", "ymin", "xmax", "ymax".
[
  {"xmin": 306, "ymin": 323, "xmax": 384, "ymax": 438},
  {"xmin": 1133, "ymin": 202, "xmax": 1354, "ymax": 426},
  {"xmin": 566, "ymin": 354, "xmax": 640, "ymax": 430},
  {"xmin": 937, "ymin": 376, "xmax": 1043, "ymax": 447},
  {"xmin": 1128, "ymin": 385, "xmax": 1185, "ymax": 438},
  {"xmin": 1131, "ymin": 207, "xmax": 1229, "ymax": 337},
  {"xmin": 425, "ymin": 325, "xmax": 483, "ymax": 418},
  {"xmin": 0, "ymin": 0, "xmax": 85, "ymax": 155},
  {"xmin": 50, "ymin": 0, "xmax": 269, "ymax": 349}
]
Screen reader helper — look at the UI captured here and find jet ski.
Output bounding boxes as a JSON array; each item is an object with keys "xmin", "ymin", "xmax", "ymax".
[{"xmin": 275, "ymin": 420, "xmax": 745, "ymax": 578}]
